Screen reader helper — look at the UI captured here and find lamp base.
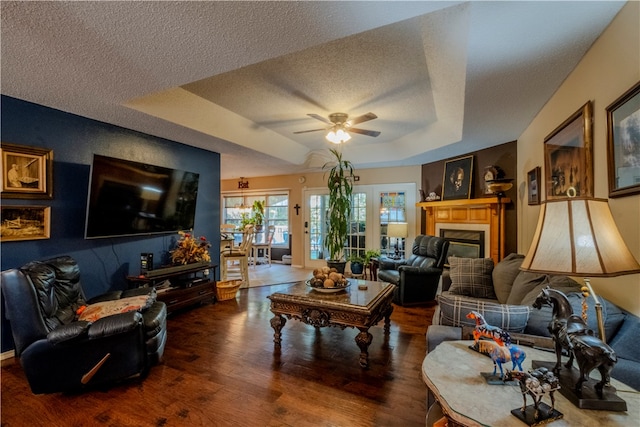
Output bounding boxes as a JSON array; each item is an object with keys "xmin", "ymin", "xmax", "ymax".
[{"xmin": 532, "ymin": 361, "xmax": 627, "ymax": 411}]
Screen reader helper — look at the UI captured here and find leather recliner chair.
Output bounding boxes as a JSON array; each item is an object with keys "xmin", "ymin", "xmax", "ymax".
[
  {"xmin": 377, "ymin": 235, "xmax": 449, "ymax": 306},
  {"xmin": 1, "ymin": 255, "xmax": 167, "ymax": 394}
]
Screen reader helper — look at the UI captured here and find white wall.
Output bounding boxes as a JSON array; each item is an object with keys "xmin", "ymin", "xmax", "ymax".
[{"xmin": 517, "ymin": 2, "xmax": 640, "ymax": 315}]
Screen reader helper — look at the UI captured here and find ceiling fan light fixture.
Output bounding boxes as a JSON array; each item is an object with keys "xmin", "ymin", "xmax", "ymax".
[{"xmin": 326, "ymin": 126, "xmax": 351, "ymax": 144}]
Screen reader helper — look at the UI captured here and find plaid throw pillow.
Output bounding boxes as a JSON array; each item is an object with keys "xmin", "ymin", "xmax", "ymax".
[
  {"xmin": 448, "ymin": 257, "xmax": 496, "ymax": 299},
  {"xmin": 437, "ymin": 293, "xmax": 530, "ymax": 333}
]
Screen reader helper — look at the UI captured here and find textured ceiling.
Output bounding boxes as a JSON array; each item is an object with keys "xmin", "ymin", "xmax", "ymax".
[{"xmin": 1, "ymin": 1, "xmax": 626, "ymax": 179}]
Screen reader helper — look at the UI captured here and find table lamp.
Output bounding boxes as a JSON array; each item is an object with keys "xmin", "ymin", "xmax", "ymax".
[
  {"xmin": 521, "ymin": 197, "xmax": 639, "ymax": 411},
  {"xmin": 521, "ymin": 197, "xmax": 640, "ymax": 343},
  {"xmin": 387, "ymin": 222, "xmax": 408, "ymax": 259}
]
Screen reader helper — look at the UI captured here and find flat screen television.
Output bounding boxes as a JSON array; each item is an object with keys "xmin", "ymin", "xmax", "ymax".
[{"xmin": 85, "ymin": 154, "xmax": 200, "ymax": 239}]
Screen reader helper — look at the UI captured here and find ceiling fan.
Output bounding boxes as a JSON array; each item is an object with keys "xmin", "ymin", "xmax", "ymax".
[{"xmin": 294, "ymin": 112, "xmax": 380, "ymax": 143}]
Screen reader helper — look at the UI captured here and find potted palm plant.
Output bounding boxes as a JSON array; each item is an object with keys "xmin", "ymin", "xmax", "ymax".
[
  {"xmin": 251, "ymin": 200, "xmax": 265, "ymax": 231},
  {"xmin": 323, "ymin": 148, "xmax": 354, "ymax": 273}
]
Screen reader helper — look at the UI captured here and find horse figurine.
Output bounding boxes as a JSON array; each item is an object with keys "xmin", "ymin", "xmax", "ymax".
[
  {"xmin": 505, "ymin": 367, "xmax": 560, "ymax": 422},
  {"xmin": 533, "ymin": 287, "xmax": 617, "ymax": 396},
  {"xmin": 488, "ymin": 341, "xmax": 527, "ymax": 379},
  {"xmin": 466, "ymin": 311, "xmax": 511, "ymax": 347}
]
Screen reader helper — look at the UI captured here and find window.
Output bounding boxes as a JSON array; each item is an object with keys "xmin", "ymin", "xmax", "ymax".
[
  {"xmin": 345, "ymin": 192, "xmax": 367, "ymax": 260},
  {"xmin": 222, "ymin": 192, "xmax": 289, "ymax": 247},
  {"xmin": 379, "ymin": 191, "xmax": 407, "ymax": 258}
]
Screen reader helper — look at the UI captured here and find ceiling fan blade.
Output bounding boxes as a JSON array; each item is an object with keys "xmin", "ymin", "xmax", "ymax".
[
  {"xmin": 348, "ymin": 112, "xmax": 377, "ymax": 126},
  {"xmin": 307, "ymin": 113, "xmax": 332, "ymax": 125},
  {"xmin": 293, "ymin": 128, "xmax": 326, "ymax": 134},
  {"xmin": 349, "ymin": 127, "xmax": 381, "ymax": 137}
]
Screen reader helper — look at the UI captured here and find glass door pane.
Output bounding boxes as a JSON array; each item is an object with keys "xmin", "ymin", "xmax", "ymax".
[
  {"xmin": 379, "ymin": 191, "xmax": 407, "ymax": 258},
  {"xmin": 345, "ymin": 192, "xmax": 367, "ymax": 260},
  {"xmin": 305, "ymin": 192, "xmax": 329, "ymax": 269}
]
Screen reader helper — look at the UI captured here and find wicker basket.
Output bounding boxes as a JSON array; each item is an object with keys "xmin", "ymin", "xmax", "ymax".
[{"xmin": 216, "ymin": 280, "xmax": 242, "ymax": 301}]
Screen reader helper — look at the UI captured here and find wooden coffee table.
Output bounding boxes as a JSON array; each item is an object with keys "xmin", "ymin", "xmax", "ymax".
[{"xmin": 267, "ymin": 279, "xmax": 395, "ymax": 368}]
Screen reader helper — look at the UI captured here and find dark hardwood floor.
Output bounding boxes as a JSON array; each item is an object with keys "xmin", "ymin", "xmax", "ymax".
[{"xmin": 1, "ymin": 284, "xmax": 435, "ymax": 426}]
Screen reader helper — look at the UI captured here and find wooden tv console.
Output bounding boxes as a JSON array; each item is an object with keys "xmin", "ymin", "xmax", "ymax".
[{"xmin": 127, "ymin": 262, "xmax": 218, "ymax": 313}]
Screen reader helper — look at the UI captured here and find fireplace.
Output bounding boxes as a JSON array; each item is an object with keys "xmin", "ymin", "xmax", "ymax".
[
  {"xmin": 419, "ymin": 197, "xmax": 508, "ymax": 264},
  {"xmin": 439, "ymin": 228, "xmax": 485, "ymax": 266}
]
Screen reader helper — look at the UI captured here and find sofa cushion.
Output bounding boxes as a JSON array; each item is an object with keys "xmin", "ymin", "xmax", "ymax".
[
  {"xmin": 506, "ymin": 271, "xmax": 547, "ymax": 305},
  {"xmin": 448, "ymin": 257, "xmax": 496, "ymax": 299},
  {"xmin": 437, "ymin": 292, "xmax": 530, "ymax": 333},
  {"xmin": 609, "ymin": 312, "xmax": 639, "ymax": 363},
  {"xmin": 525, "ymin": 292, "xmax": 626, "ymax": 340},
  {"xmin": 519, "ymin": 275, "xmax": 581, "ymax": 307},
  {"xmin": 492, "ymin": 253, "xmax": 525, "ymax": 304}
]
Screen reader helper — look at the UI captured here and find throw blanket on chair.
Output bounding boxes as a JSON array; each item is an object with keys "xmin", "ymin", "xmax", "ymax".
[{"xmin": 77, "ymin": 294, "xmax": 154, "ymax": 322}]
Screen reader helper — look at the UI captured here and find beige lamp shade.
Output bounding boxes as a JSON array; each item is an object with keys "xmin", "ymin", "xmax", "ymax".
[
  {"xmin": 521, "ymin": 198, "xmax": 640, "ymax": 277},
  {"xmin": 387, "ymin": 222, "xmax": 409, "ymax": 238}
]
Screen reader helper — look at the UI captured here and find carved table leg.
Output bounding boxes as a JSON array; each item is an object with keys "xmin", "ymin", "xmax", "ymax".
[
  {"xmin": 270, "ymin": 314, "xmax": 286, "ymax": 347},
  {"xmin": 355, "ymin": 328, "xmax": 373, "ymax": 368},
  {"xmin": 384, "ymin": 304, "xmax": 393, "ymax": 334}
]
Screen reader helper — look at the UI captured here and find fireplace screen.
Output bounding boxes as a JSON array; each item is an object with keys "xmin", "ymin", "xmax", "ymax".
[{"xmin": 440, "ymin": 229, "xmax": 485, "ymax": 266}]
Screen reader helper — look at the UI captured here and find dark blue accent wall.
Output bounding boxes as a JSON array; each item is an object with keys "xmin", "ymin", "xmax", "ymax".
[{"xmin": 1, "ymin": 95, "xmax": 221, "ymax": 352}]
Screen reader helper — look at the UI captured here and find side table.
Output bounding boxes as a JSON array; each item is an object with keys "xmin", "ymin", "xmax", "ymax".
[
  {"xmin": 422, "ymin": 341, "xmax": 639, "ymax": 426},
  {"xmin": 368, "ymin": 257, "xmax": 379, "ymax": 281}
]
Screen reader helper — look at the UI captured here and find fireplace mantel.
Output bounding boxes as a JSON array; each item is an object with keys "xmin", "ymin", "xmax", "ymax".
[{"xmin": 416, "ymin": 197, "xmax": 511, "ymax": 264}]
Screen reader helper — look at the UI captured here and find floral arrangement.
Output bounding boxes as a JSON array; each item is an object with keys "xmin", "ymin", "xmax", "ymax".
[{"xmin": 170, "ymin": 230, "xmax": 211, "ymax": 265}]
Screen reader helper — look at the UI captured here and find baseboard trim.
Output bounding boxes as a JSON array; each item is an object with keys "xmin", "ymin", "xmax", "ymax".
[{"xmin": 1, "ymin": 350, "xmax": 15, "ymax": 361}]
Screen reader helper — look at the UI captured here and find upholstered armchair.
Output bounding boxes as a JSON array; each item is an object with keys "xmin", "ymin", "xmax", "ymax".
[
  {"xmin": 377, "ymin": 235, "xmax": 449, "ymax": 306},
  {"xmin": 1, "ymin": 256, "xmax": 167, "ymax": 394}
]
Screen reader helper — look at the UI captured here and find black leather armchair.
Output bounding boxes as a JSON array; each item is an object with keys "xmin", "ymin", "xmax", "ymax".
[
  {"xmin": 1, "ymin": 256, "xmax": 167, "ymax": 394},
  {"xmin": 377, "ymin": 235, "xmax": 449, "ymax": 306}
]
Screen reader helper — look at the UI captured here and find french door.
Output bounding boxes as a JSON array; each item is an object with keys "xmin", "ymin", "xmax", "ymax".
[{"xmin": 303, "ymin": 183, "xmax": 416, "ymax": 269}]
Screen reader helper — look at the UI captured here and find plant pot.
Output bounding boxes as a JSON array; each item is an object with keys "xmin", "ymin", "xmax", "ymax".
[
  {"xmin": 350, "ymin": 261, "xmax": 364, "ymax": 275},
  {"xmin": 326, "ymin": 259, "xmax": 346, "ymax": 274}
]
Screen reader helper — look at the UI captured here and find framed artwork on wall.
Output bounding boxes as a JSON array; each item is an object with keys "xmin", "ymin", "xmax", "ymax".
[
  {"xmin": 544, "ymin": 101, "xmax": 593, "ymax": 200},
  {"xmin": 1, "ymin": 205, "xmax": 51, "ymax": 241},
  {"xmin": 1, "ymin": 143, "xmax": 53, "ymax": 199},
  {"xmin": 606, "ymin": 81, "xmax": 640, "ymax": 198},
  {"xmin": 442, "ymin": 155, "xmax": 473, "ymax": 200},
  {"xmin": 527, "ymin": 167, "xmax": 541, "ymax": 205}
]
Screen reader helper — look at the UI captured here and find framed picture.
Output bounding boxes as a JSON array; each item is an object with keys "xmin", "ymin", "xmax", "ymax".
[
  {"xmin": 1, "ymin": 205, "xmax": 51, "ymax": 241},
  {"xmin": 442, "ymin": 155, "xmax": 473, "ymax": 200},
  {"xmin": 1, "ymin": 143, "xmax": 53, "ymax": 199},
  {"xmin": 527, "ymin": 167, "xmax": 541, "ymax": 205},
  {"xmin": 606, "ymin": 81, "xmax": 640, "ymax": 198},
  {"xmin": 544, "ymin": 101, "xmax": 593, "ymax": 200}
]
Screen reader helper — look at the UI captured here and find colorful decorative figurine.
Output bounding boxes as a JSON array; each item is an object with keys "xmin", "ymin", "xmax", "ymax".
[
  {"xmin": 490, "ymin": 342, "xmax": 526, "ymax": 380},
  {"xmin": 505, "ymin": 367, "xmax": 562, "ymax": 425},
  {"xmin": 466, "ymin": 311, "xmax": 525, "ymax": 381},
  {"xmin": 467, "ymin": 310, "xmax": 511, "ymax": 347}
]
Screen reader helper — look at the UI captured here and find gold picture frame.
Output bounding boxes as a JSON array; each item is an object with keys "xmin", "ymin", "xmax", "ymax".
[
  {"xmin": 544, "ymin": 101, "xmax": 593, "ymax": 200},
  {"xmin": 1, "ymin": 143, "xmax": 53, "ymax": 199},
  {"xmin": 606, "ymin": 81, "xmax": 640, "ymax": 198},
  {"xmin": 1, "ymin": 205, "xmax": 51, "ymax": 241}
]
